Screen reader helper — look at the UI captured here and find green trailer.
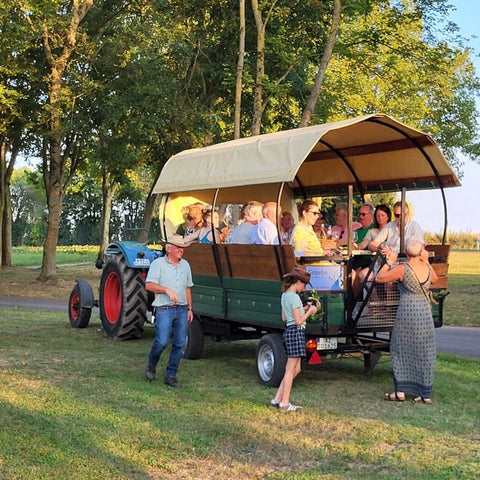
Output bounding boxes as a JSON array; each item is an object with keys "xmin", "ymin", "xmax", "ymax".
[{"xmin": 152, "ymin": 114, "xmax": 458, "ymax": 386}]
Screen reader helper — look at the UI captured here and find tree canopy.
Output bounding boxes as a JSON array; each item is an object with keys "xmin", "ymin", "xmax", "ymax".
[{"xmin": 1, "ymin": 0, "xmax": 478, "ymax": 272}]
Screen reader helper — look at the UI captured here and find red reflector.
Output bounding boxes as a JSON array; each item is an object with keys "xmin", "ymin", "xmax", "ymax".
[
  {"xmin": 309, "ymin": 350, "xmax": 323, "ymax": 364},
  {"xmin": 141, "ymin": 272, "xmax": 147, "ymax": 278},
  {"xmin": 305, "ymin": 338, "xmax": 317, "ymax": 353}
]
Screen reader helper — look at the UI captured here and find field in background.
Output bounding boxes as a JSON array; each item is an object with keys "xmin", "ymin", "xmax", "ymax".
[{"xmin": 425, "ymin": 232, "xmax": 480, "ymax": 250}]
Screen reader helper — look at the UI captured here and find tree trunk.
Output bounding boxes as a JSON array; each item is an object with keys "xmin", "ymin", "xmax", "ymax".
[
  {"xmin": 234, "ymin": 0, "xmax": 245, "ymax": 139},
  {"xmin": 0, "ymin": 138, "xmax": 18, "ymax": 267},
  {"xmin": 0, "ymin": 141, "xmax": 5, "ymax": 267},
  {"xmin": 38, "ymin": 0, "xmax": 95, "ymax": 281},
  {"xmin": 251, "ymin": 0, "xmax": 266, "ymax": 136},
  {"xmin": 299, "ymin": 0, "xmax": 342, "ymax": 127},
  {"xmin": 97, "ymin": 169, "xmax": 117, "ymax": 264},
  {"xmin": 2, "ymin": 185, "xmax": 13, "ymax": 266}
]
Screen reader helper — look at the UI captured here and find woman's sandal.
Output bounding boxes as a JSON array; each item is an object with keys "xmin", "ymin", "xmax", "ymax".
[
  {"xmin": 384, "ymin": 392, "xmax": 405, "ymax": 402},
  {"xmin": 414, "ymin": 396, "xmax": 433, "ymax": 404}
]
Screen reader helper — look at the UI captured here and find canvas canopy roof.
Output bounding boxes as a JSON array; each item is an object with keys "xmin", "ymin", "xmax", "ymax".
[{"xmin": 153, "ymin": 113, "xmax": 460, "ymax": 200}]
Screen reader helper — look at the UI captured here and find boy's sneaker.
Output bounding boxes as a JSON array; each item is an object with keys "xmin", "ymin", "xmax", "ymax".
[
  {"xmin": 279, "ymin": 402, "xmax": 303, "ymax": 412},
  {"xmin": 269, "ymin": 400, "xmax": 280, "ymax": 408}
]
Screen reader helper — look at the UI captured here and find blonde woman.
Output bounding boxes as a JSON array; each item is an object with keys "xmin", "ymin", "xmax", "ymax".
[
  {"xmin": 183, "ymin": 209, "xmax": 221, "ymax": 244},
  {"xmin": 291, "ymin": 200, "xmax": 324, "ymax": 256}
]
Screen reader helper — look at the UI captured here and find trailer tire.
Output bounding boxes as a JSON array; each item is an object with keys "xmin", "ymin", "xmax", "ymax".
[
  {"xmin": 99, "ymin": 255, "xmax": 147, "ymax": 340},
  {"xmin": 183, "ymin": 316, "xmax": 204, "ymax": 360},
  {"xmin": 256, "ymin": 333, "xmax": 286, "ymax": 387},
  {"xmin": 68, "ymin": 280, "xmax": 93, "ymax": 328}
]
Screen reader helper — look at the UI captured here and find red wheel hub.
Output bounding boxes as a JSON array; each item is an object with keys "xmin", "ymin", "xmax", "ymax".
[
  {"xmin": 104, "ymin": 272, "xmax": 122, "ymax": 324},
  {"xmin": 70, "ymin": 293, "xmax": 80, "ymax": 320}
]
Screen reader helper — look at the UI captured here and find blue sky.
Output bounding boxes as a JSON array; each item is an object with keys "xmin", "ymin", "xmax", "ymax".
[{"xmin": 409, "ymin": 0, "xmax": 480, "ymax": 234}]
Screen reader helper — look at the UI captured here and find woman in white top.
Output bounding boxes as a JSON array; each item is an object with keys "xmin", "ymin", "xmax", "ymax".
[
  {"xmin": 356, "ymin": 204, "xmax": 392, "ymax": 250},
  {"xmin": 353, "ymin": 204, "xmax": 392, "ymax": 296}
]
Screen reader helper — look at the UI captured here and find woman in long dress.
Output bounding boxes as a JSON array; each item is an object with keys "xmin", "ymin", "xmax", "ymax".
[{"xmin": 375, "ymin": 237, "xmax": 438, "ymax": 403}]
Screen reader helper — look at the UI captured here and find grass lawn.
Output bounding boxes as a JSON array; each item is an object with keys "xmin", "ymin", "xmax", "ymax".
[{"xmin": 0, "ymin": 309, "xmax": 479, "ymax": 479}]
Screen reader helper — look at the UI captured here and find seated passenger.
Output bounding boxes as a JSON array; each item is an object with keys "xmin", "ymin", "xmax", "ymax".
[
  {"xmin": 175, "ymin": 203, "xmax": 205, "ymax": 237},
  {"xmin": 355, "ymin": 204, "xmax": 391, "ymax": 250},
  {"xmin": 353, "ymin": 204, "xmax": 392, "ymax": 294},
  {"xmin": 291, "ymin": 200, "xmax": 324, "ymax": 256},
  {"xmin": 227, "ymin": 200, "xmax": 264, "ymax": 244},
  {"xmin": 249, "ymin": 201, "xmax": 282, "ymax": 245},
  {"xmin": 368, "ymin": 201, "xmax": 424, "ymax": 255},
  {"xmin": 280, "ymin": 211, "xmax": 295, "ymax": 244},
  {"xmin": 355, "ymin": 203, "xmax": 375, "ymax": 244},
  {"xmin": 331, "ymin": 202, "xmax": 362, "ymax": 246},
  {"xmin": 183, "ymin": 209, "xmax": 221, "ymax": 244},
  {"xmin": 313, "ymin": 211, "xmax": 328, "ymax": 239}
]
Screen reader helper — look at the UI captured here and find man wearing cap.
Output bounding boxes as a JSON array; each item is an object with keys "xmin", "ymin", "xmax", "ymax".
[{"xmin": 144, "ymin": 235, "xmax": 194, "ymax": 387}]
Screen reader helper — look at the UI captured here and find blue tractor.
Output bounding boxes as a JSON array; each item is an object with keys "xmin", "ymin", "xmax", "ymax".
[{"xmin": 68, "ymin": 230, "xmax": 163, "ymax": 340}]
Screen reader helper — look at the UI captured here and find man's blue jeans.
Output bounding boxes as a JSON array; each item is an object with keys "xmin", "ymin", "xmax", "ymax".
[{"xmin": 147, "ymin": 305, "xmax": 188, "ymax": 379}]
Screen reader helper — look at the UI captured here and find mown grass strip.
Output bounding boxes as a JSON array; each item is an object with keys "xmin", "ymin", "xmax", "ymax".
[{"xmin": 0, "ymin": 309, "xmax": 478, "ymax": 479}]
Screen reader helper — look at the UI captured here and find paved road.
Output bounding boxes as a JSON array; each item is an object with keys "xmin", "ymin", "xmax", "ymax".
[{"xmin": 0, "ymin": 295, "xmax": 478, "ymax": 359}]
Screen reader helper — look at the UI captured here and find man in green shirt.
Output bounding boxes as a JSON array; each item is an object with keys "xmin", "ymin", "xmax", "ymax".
[{"xmin": 355, "ymin": 203, "xmax": 375, "ymax": 243}]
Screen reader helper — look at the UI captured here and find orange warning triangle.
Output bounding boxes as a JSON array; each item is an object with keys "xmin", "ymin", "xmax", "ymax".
[{"xmin": 309, "ymin": 350, "xmax": 323, "ymax": 364}]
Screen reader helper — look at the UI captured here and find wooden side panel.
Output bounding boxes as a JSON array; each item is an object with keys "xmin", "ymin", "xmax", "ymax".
[
  {"xmin": 426, "ymin": 244, "xmax": 450, "ymax": 289},
  {"xmin": 181, "ymin": 243, "xmax": 296, "ymax": 281},
  {"xmin": 182, "ymin": 244, "xmax": 218, "ymax": 276},
  {"xmin": 225, "ymin": 245, "xmax": 284, "ymax": 280}
]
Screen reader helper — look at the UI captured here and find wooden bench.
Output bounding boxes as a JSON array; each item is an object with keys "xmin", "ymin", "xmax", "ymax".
[{"xmin": 425, "ymin": 244, "xmax": 450, "ymax": 289}]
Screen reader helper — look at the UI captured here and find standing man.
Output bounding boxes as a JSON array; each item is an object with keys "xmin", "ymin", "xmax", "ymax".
[
  {"xmin": 355, "ymin": 203, "xmax": 375, "ymax": 243},
  {"xmin": 249, "ymin": 201, "xmax": 282, "ymax": 245},
  {"xmin": 144, "ymin": 235, "xmax": 194, "ymax": 387}
]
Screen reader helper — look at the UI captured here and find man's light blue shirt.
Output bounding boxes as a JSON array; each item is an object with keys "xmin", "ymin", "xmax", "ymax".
[
  {"xmin": 146, "ymin": 256, "xmax": 193, "ymax": 307},
  {"xmin": 249, "ymin": 218, "xmax": 279, "ymax": 245},
  {"xmin": 229, "ymin": 221, "xmax": 255, "ymax": 244},
  {"xmin": 373, "ymin": 219, "xmax": 424, "ymax": 253}
]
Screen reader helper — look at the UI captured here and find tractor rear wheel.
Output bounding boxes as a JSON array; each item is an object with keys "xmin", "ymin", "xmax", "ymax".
[{"xmin": 99, "ymin": 255, "xmax": 147, "ymax": 340}]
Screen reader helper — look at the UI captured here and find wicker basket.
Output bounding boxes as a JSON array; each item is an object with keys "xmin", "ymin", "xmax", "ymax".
[{"xmin": 319, "ymin": 238, "xmax": 337, "ymax": 249}]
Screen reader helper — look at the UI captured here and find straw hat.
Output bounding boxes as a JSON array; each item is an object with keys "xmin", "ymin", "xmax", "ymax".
[{"xmin": 283, "ymin": 267, "xmax": 311, "ymax": 284}]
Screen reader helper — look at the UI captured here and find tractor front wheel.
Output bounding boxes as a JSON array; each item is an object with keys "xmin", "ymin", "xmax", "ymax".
[{"xmin": 68, "ymin": 280, "xmax": 94, "ymax": 328}]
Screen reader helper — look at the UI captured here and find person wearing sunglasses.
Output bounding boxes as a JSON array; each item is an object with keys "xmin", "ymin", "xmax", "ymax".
[
  {"xmin": 368, "ymin": 201, "xmax": 424, "ymax": 256},
  {"xmin": 291, "ymin": 200, "xmax": 326, "ymax": 256},
  {"xmin": 355, "ymin": 203, "xmax": 375, "ymax": 243}
]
